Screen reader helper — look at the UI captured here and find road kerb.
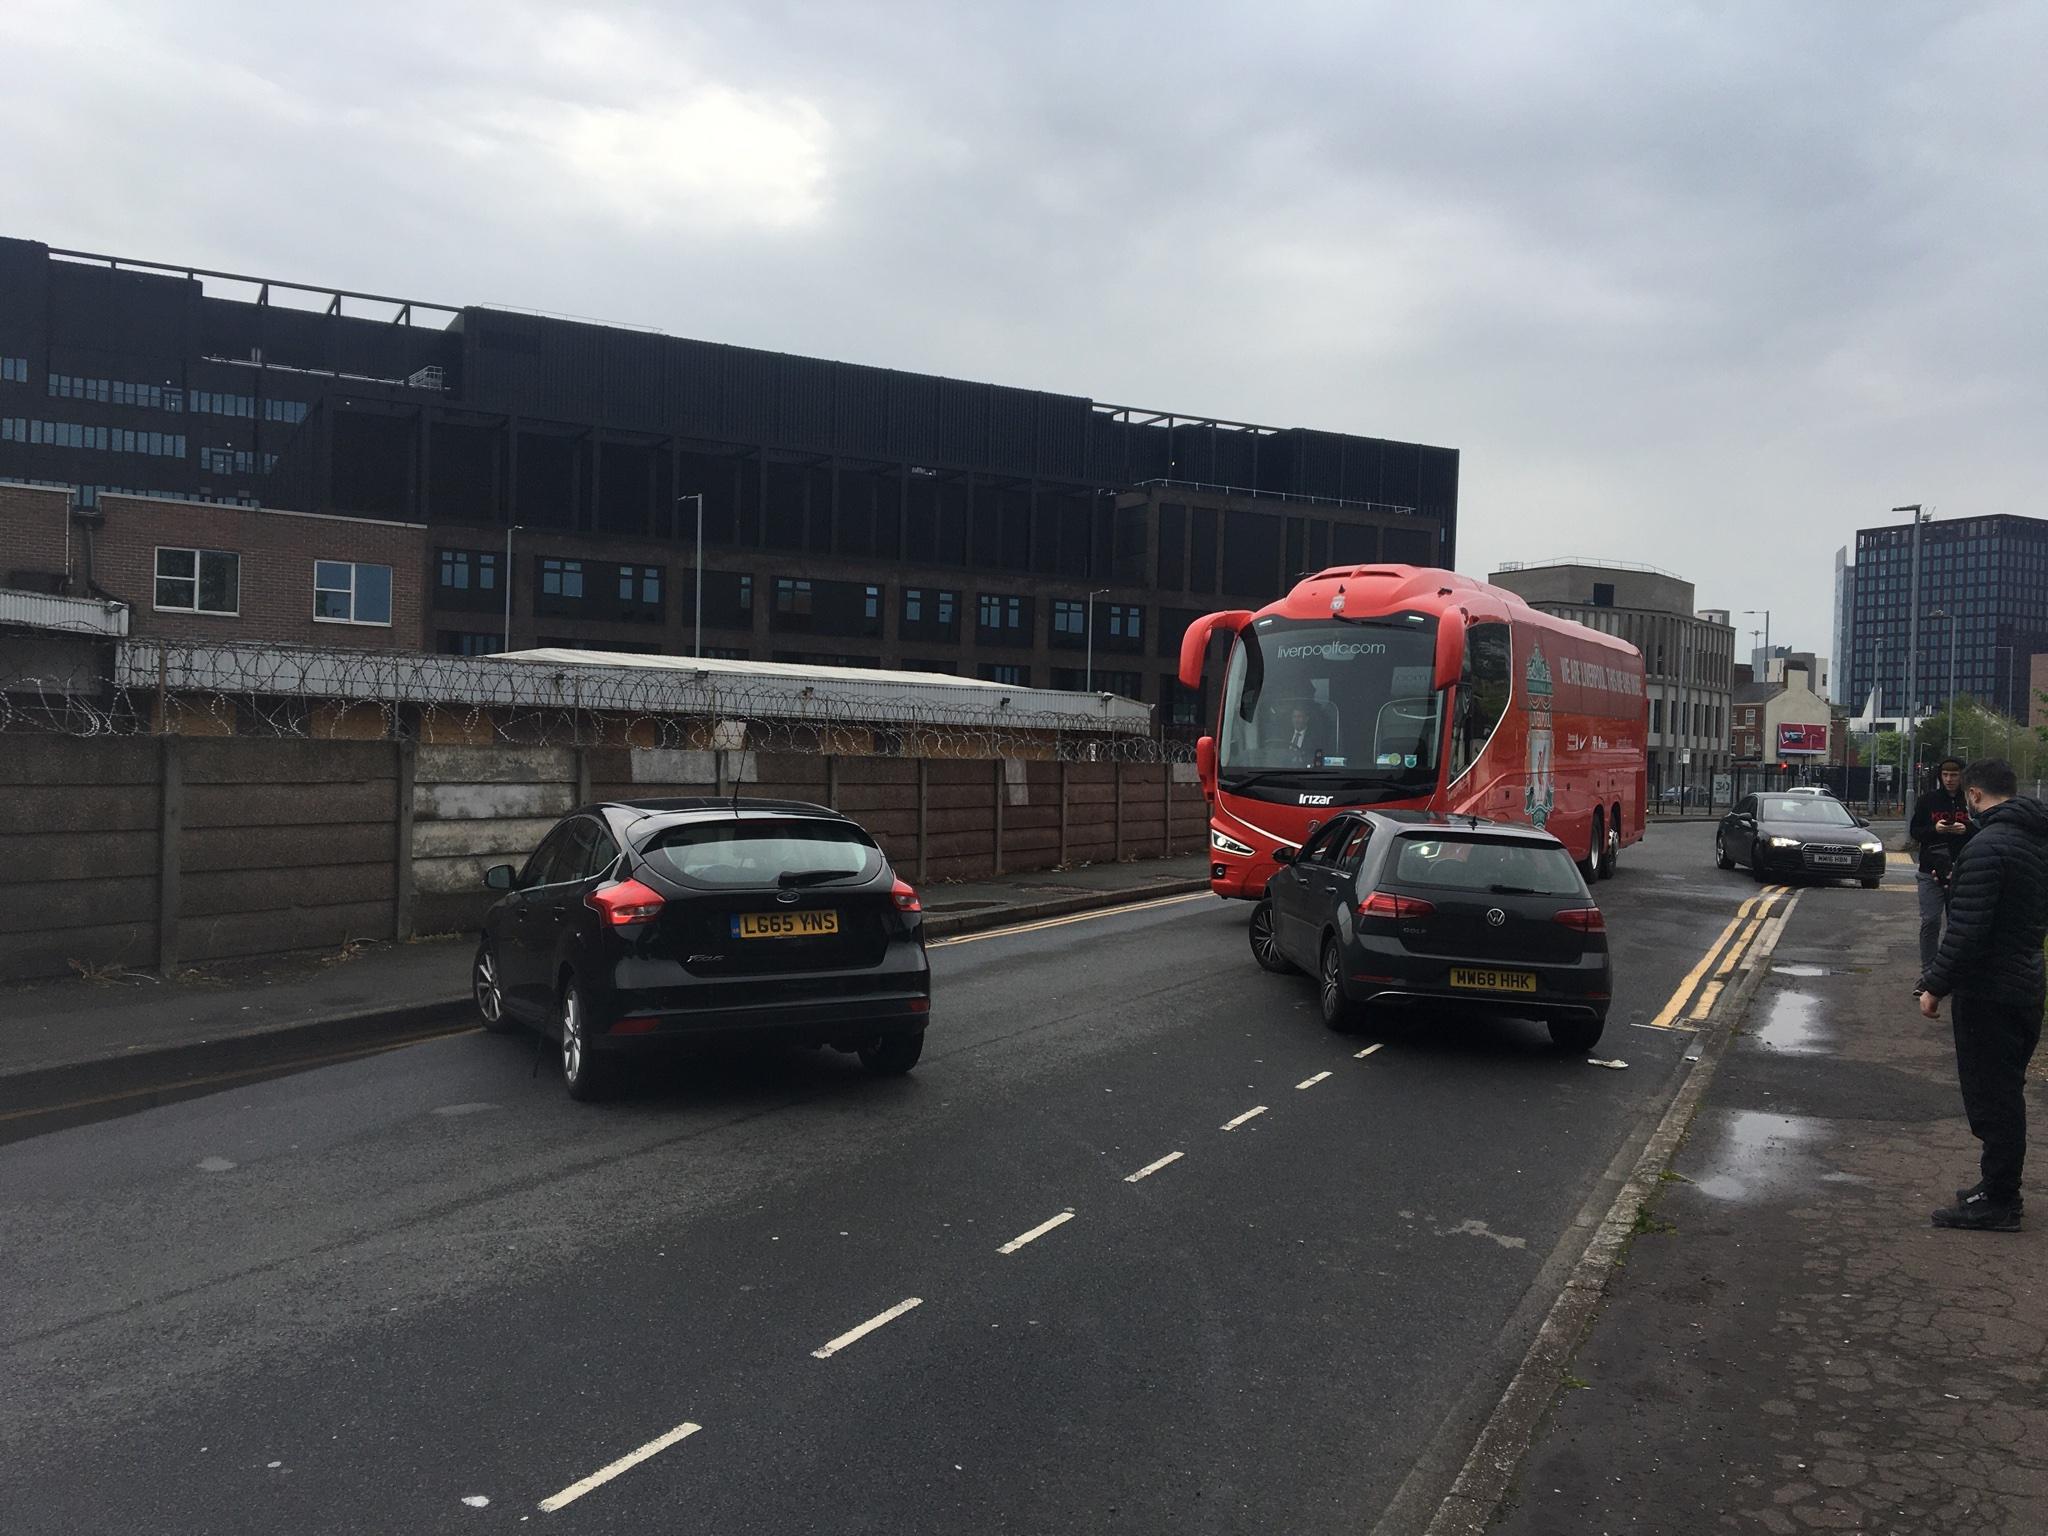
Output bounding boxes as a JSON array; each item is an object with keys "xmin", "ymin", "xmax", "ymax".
[{"xmin": 1392, "ymin": 893, "xmax": 1801, "ymax": 1536}]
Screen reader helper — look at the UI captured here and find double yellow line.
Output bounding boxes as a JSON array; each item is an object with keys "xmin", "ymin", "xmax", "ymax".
[{"xmin": 1642, "ymin": 886, "xmax": 1795, "ymax": 1030}]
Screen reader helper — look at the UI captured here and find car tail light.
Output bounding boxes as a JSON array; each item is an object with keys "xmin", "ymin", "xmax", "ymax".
[
  {"xmin": 1359, "ymin": 891, "xmax": 1435, "ymax": 920},
  {"xmin": 1553, "ymin": 907, "xmax": 1606, "ymax": 933},
  {"xmin": 586, "ymin": 878, "xmax": 665, "ymax": 927},
  {"xmin": 909, "ymin": 997, "xmax": 931, "ymax": 1013},
  {"xmin": 893, "ymin": 878, "xmax": 922, "ymax": 913},
  {"xmin": 609, "ymin": 1016, "xmax": 659, "ymax": 1035}
]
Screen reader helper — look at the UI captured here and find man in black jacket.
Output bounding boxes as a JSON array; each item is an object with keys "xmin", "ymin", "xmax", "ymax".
[
  {"xmin": 1917, "ymin": 759, "xmax": 2048, "ymax": 1230},
  {"xmin": 1909, "ymin": 758, "xmax": 1973, "ymax": 971}
]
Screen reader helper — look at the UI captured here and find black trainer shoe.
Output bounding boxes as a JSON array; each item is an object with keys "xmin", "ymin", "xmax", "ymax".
[
  {"xmin": 1952, "ymin": 1180, "xmax": 2025, "ymax": 1214},
  {"xmin": 1932, "ymin": 1189, "xmax": 2023, "ymax": 1231}
]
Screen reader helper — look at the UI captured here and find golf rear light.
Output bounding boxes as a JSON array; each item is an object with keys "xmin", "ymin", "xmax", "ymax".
[
  {"xmin": 1359, "ymin": 891, "xmax": 1435, "ymax": 920},
  {"xmin": 892, "ymin": 878, "xmax": 922, "ymax": 913},
  {"xmin": 1554, "ymin": 907, "xmax": 1606, "ymax": 933},
  {"xmin": 586, "ymin": 878, "xmax": 665, "ymax": 926}
]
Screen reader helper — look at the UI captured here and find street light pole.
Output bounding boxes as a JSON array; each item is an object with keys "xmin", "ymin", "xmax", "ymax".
[
  {"xmin": 1742, "ymin": 609, "xmax": 1772, "ymax": 681},
  {"xmin": 501, "ymin": 522, "xmax": 521, "ymax": 652},
  {"xmin": 1084, "ymin": 587, "xmax": 1109, "ymax": 691},
  {"xmin": 676, "ymin": 493, "xmax": 704, "ymax": 658}
]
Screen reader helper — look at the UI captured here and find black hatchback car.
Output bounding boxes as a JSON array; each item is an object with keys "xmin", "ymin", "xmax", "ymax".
[
  {"xmin": 473, "ymin": 799, "xmax": 932, "ymax": 1099},
  {"xmin": 1249, "ymin": 810, "xmax": 1611, "ymax": 1052},
  {"xmin": 1714, "ymin": 791, "xmax": 1887, "ymax": 886}
]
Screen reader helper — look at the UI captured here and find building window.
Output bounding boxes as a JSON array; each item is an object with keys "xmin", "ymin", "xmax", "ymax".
[
  {"xmin": 775, "ymin": 578, "xmax": 813, "ymax": 616},
  {"xmin": 314, "ymin": 560, "xmax": 394, "ymax": 625},
  {"xmin": 1592, "ymin": 582, "xmax": 1615, "ymax": 607},
  {"xmin": 190, "ymin": 391, "xmax": 256, "ymax": 419},
  {"xmin": 901, "ymin": 587, "xmax": 960, "ymax": 641},
  {"xmin": 439, "ymin": 632, "xmax": 503, "ymax": 656},
  {"xmin": 541, "ymin": 558, "xmax": 585, "ymax": 600},
  {"xmin": 977, "ymin": 592, "xmax": 1030, "ymax": 644},
  {"xmin": 154, "ymin": 547, "xmax": 240, "ymax": 615},
  {"xmin": 1052, "ymin": 600, "xmax": 1085, "ymax": 637},
  {"xmin": 1108, "ymin": 604, "xmax": 1143, "ymax": 642},
  {"xmin": 0, "ymin": 357, "xmax": 26, "ymax": 383},
  {"xmin": 439, "ymin": 549, "xmax": 499, "ymax": 593},
  {"xmin": 864, "ymin": 585, "xmax": 880, "ymax": 621},
  {"xmin": 979, "ymin": 664, "xmax": 1029, "ymax": 687},
  {"xmin": 620, "ymin": 565, "xmax": 662, "ymax": 604},
  {"xmin": 262, "ymin": 399, "xmax": 308, "ymax": 424}
]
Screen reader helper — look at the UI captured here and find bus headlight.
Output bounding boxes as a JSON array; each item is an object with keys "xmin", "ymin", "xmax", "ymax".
[{"xmin": 1210, "ymin": 829, "xmax": 1255, "ymax": 857}]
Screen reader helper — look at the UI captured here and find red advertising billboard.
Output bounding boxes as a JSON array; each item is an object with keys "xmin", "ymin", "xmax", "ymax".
[{"xmin": 1778, "ymin": 722, "xmax": 1829, "ymax": 756}]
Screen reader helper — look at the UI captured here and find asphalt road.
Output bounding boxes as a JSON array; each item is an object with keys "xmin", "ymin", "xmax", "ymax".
[{"xmin": 0, "ymin": 823, "xmax": 1821, "ymax": 1534}]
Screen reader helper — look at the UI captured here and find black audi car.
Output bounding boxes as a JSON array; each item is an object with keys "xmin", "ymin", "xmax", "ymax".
[
  {"xmin": 1249, "ymin": 810, "xmax": 1611, "ymax": 1052},
  {"xmin": 473, "ymin": 799, "xmax": 932, "ymax": 1099},
  {"xmin": 1714, "ymin": 792, "xmax": 1887, "ymax": 886}
]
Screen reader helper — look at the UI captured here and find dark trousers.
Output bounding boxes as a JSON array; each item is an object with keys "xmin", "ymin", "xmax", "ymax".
[
  {"xmin": 1951, "ymin": 992, "xmax": 2045, "ymax": 1200},
  {"xmin": 1916, "ymin": 871, "xmax": 1947, "ymax": 972}
]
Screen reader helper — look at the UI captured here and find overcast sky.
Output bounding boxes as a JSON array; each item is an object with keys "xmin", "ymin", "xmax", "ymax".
[{"xmin": 8, "ymin": 0, "xmax": 2042, "ymax": 659}]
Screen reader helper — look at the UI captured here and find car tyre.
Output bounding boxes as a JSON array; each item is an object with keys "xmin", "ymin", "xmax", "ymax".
[
  {"xmin": 859, "ymin": 1029, "xmax": 925, "ymax": 1076},
  {"xmin": 1249, "ymin": 900, "xmax": 1296, "ymax": 974},
  {"xmin": 1861, "ymin": 875, "xmax": 1883, "ymax": 890},
  {"xmin": 559, "ymin": 980, "xmax": 617, "ymax": 1102},
  {"xmin": 1715, "ymin": 832, "xmax": 1734, "ymax": 870},
  {"xmin": 1751, "ymin": 856, "xmax": 1773, "ymax": 883},
  {"xmin": 1319, "ymin": 937, "xmax": 1361, "ymax": 1034},
  {"xmin": 473, "ymin": 939, "xmax": 519, "ymax": 1035},
  {"xmin": 1548, "ymin": 1016, "xmax": 1605, "ymax": 1054}
]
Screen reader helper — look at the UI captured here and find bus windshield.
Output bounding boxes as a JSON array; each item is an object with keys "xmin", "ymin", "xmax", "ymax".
[{"xmin": 1218, "ymin": 613, "xmax": 1443, "ymax": 791}]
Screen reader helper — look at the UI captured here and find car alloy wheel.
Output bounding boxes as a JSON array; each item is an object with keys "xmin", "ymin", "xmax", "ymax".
[
  {"xmin": 474, "ymin": 941, "xmax": 516, "ymax": 1034},
  {"xmin": 1249, "ymin": 901, "xmax": 1295, "ymax": 974},
  {"xmin": 1319, "ymin": 938, "xmax": 1358, "ymax": 1033},
  {"xmin": 559, "ymin": 982, "xmax": 615, "ymax": 1101},
  {"xmin": 1715, "ymin": 833, "xmax": 1734, "ymax": 871}
]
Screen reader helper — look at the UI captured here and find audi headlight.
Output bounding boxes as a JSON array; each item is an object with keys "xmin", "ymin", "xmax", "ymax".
[
  {"xmin": 1862, "ymin": 840, "xmax": 1886, "ymax": 854},
  {"xmin": 1767, "ymin": 836, "xmax": 1802, "ymax": 849},
  {"xmin": 1210, "ymin": 829, "xmax": 1255, "ymax": 857}
]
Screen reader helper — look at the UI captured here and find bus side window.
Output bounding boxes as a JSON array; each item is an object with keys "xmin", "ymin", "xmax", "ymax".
[{"xmin": 1450, "ymin": 621, "xmax": 1513, "ymax": 783}]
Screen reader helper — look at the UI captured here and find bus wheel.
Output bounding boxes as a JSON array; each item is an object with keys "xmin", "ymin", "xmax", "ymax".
[
  {"xmin": 1582, "ymin": 810, "xmax": 1605, "ymax": 882},
  {"xmin": 1599, "ymin": 808, "xmax": 1620, "ymax": 880}
]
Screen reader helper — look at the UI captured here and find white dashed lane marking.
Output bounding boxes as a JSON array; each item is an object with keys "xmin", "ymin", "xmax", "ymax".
[
  {"xmin": 1124, "ymin": 1151, "xmax": 1185, "ymax": 1183},
  {"xmin": 997, "ymin": 1211, "xmax": 1076, "ymax": 1254},
  {"xmin": 1296, "ymin": 1071, "xmax": 1332, "ymax": 1090},
  {"xmin": 1354, "ymin": 1044, "xmax": 1384, "ymax": 1059},
  {"xmin": 537, "ymin": 1420, "xmax": 702, "ymax": 1513},
  {"xmin": 812, "ymin": 1298, "xmax": 923, "ymax": 1360},
  {"xmin": 1221, "ymin": 1106, "xmax": 1268, "ymax": 1131}
]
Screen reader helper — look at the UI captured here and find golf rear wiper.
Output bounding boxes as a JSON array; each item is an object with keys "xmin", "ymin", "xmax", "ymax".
[
  {"xmin": 1486, "ymin": 884, "xmax": 1545, "ymax": 895},
  {"xmin": 778, "ymin": 869, "xmax": 859, "ymax": 887}
]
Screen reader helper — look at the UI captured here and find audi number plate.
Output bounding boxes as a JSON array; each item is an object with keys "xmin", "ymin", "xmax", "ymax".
[
  {"xmin": 1449, "ymin": 967, "xmax": 1538, "ymax": 993},
  {"xmin": 733, "ymin": 910, "xmax": 840, "ymax": 939},
  {"xmin": 1810, "ymin": 854, "xmax": 1854, "ymax": 867}
]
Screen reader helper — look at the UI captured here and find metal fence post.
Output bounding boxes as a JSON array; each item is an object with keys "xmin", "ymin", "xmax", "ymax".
[
  {"xmin": 574, "ymin": 746, "xmax": 592, "ymax": 807},
  {"xmin": 825, "ymin": 753, "xmax": 838, "ymax": 811},
  {"xmin": 394, "ymin": 739, "xmax": 417, "ymax": 941},
  {"xmin": 1161, "ymin": 763, "xmax": 1172, "ymax": 856},
  {"xmin": 157, "ymin": 734, "xmax": 183, "ymax": 974}
]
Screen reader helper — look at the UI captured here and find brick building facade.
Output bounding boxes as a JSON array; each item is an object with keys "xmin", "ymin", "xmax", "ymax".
[{"xmin": 1, "ymin": 482, "xmax": 426, "ymax": 648}]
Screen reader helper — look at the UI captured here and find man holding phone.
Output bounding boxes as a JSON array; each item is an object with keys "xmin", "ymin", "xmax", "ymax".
[{"xmin": 1909, "ymin": 758, "xmax": 1973, "ymax": 971}]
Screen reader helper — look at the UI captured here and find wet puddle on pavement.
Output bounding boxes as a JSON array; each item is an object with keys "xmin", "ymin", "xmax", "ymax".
[
  {"xmin": 1752, "ymin": 989, "xmax": 1828, "ymax": 1054},
  {"xmin": 1689, "ymin": 1109, "xmax": 1829, "ymax": 1202}
]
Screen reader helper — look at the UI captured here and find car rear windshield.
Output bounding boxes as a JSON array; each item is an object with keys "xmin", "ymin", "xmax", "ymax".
[
  {"xmin": 639, "ymin": 820, "xmax": 879, "ymax": 888},
  {"xmin": 1388, "ymin": 835, "xmax": 1584, "ymax": 895}
]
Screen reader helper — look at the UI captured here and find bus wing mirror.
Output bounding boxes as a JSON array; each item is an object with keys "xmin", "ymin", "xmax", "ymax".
[
  {"xmin": 1178, "ymin": 609, "xmax": 1255, "ymax": 689},
  {"xmin": 1196, "ymin": 735, "xmax": 1217, "ymax": 797},
  {"xmin": 1433, "ymin": 616, "xmax": 1466, "ymax": 692}
]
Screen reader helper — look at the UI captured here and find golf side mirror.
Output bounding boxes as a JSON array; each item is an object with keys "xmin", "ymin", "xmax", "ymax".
[{"xmin": 484, "ymin": 864, "xmax": 517, "ymax": 891}]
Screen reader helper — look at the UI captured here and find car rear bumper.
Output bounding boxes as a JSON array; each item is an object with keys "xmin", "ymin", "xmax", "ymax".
[
  {"xmin": 1356, "ymin": 986, "xmax": 1607, "ymax": 1023},
  {"xmin": 592, "ymin": 990, "xmax": 931, "ymax": 1050},
  {"xmin": 1346, "ymin": 944, "xmax": 1610, "ymax": 1021}
]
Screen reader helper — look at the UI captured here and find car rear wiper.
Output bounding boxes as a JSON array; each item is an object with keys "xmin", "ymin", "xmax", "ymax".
[
  {"xmin": 778, "ymin": 868, "xmax": 859, "ymax": 888},
  {"xmin": 1486, "ymin": 884, "xmax": 1546, "ymax": 895}
]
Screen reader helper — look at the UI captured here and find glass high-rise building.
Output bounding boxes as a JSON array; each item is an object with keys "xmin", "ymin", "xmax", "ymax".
[{"xmin": 1846, "ymin": 513, "xmax": 2048, "ymax": 723}]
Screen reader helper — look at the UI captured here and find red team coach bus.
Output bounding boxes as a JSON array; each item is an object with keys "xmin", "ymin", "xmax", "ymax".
[{"xmin": 1178, "ymin": 564, "xmax": 1648, "ymax": 901}]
